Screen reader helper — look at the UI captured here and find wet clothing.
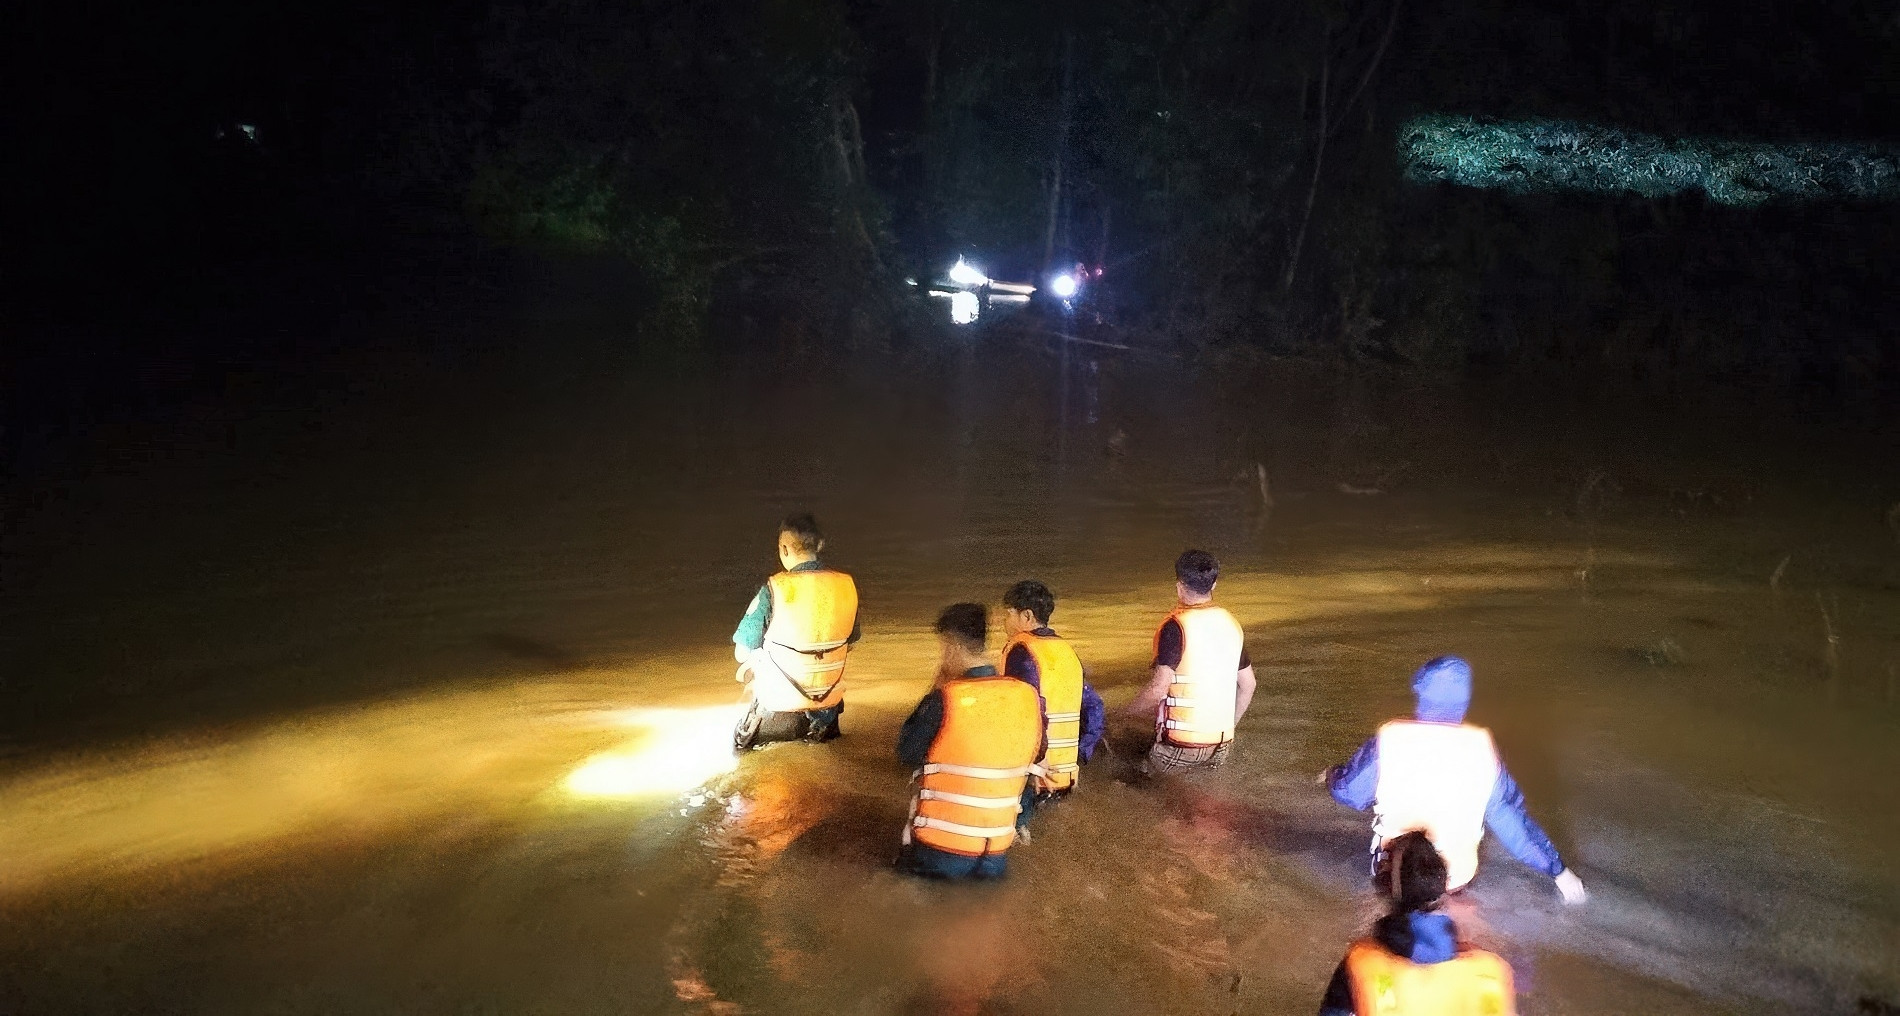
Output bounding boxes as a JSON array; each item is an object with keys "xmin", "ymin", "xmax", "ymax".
[
  {"xmin": 731, "ymin": 559, "xmax": 860, "ymax": 745},
  {"xmin": 1319, "ymin": 912, "xmax": 1515, "ymax": 1016},
  {"xmin": 1153, "ymin": 603, "xmax": 1245, "ymax": 747},
  {"xmin": 1002, "ymin": 626, "xmax": 1107, "ymax": 772},
  {"xmin": 1151, "ymin": 616, "xmax": 1251, "ymax": 671},
  {"xmin": 1143, "ymin": 603, "xmax": 1247, "ymax": 771},
  {"xmin": 732, "ymin": 559, "xmax": 862, "ymax": 654},
  {"xmin": 897, "ymin": 665, "xmax": 1045, "ymax": 880},
  {"xmin": 1325, "ymin": 657, "xmax": 1567, "ymax": 879},
  {"xmin": 1145, "ymin": 738, "xmax": 1232, "ymax": 773}
]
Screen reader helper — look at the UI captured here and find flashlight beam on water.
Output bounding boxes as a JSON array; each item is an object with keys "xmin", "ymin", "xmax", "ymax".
[
  {"xmin": 562, "ymin": 707, "xmax": 743, "ymax": 799},
  {"xmin": 1401, "ymin": 114, "xmax": 1900, "ymax": 205}
]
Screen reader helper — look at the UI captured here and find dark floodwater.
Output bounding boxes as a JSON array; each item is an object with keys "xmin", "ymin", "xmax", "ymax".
[{"xmin": 2, "ymin": 320, "xmax": 1897, "ymax": 1014}]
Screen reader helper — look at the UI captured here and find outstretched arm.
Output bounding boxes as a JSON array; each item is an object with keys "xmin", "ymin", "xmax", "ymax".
[
  {"xmin": 1324, "ymin": 737, "xmax": 1380, "ymax": 810},
  {"xmin": 1487, "ymin": 766, "xmax": 1587, "ymax": 903}
]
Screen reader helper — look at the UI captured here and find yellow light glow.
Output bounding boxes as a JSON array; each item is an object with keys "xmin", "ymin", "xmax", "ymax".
[{"xmin": 562, "ymin": 707, "xmax": 743, "ymax": 799}]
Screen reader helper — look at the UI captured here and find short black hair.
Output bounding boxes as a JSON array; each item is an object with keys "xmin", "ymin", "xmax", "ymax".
[
  {"xmin": 1002, "ymin": 580, "xmax": 1055, "ymax": 625},
  {"xmin": 1175, "ymin": 549, "xmax": 1219, "ymax": 595},
  {"xmin": 934, "ymin": 602, "xmax": 988, "ymax": 652},
  {"xmin": 779, "ymin": 513, "xmax": 823, "ymax": 554}
]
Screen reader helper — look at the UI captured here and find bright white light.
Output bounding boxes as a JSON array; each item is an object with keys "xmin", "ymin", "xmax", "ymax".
[
  {"xmin": 948, "ymin": 257, "xmax": 988, "ymax": 287},
  {"xmin": 949, "ymin": 291, "xmax": 980, "ymax": 325},
  {"xmin": 563, "ymin": 706, "xmax": 742, "ymax": 799},
  {"xmin": 1050, "ymin": 274, "xmax": 1078, "ymax": 298}
]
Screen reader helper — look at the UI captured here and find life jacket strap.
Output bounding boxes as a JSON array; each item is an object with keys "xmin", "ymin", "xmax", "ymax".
[
  {"xmin": 920, "ymin": 762, "xmax": 1032, "ymax": 780},
  {"xmin": 918, "ymin": 788, "xmax": 1023, "ymax": 811},
  {"xmin": 787, "ymin": 676, "xmax": 845, "ymax": 703},
  {"xmin": 1047, "ymin": 762, "xmax": 1080, "ymax": 774},
  {"xmin": 913, "ymin": 815, "xmax": 1017, "ymax": 839},
  {"xmin": 1162, "ymin": 695, "xmax": 1206, "ymax": 707},
  {"xmin": 1045, "ymin": 711, "xmax": 1082, "ymax": 723},
  {"xmin": 1045, "ymin": 737, "xmax": 1080, "ymax": 749},
  {"xmin": 770, "ymin": 637, "xmax": 851, "ymax": 658}
]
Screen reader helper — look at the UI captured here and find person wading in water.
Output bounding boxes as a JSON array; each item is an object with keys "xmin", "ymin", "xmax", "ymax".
[{"xmin": 731, "ymin": 513, "xmax": 860, "ymax": 750}]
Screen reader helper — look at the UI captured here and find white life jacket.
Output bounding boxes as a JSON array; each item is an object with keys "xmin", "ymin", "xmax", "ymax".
[{"xmin": 1373, "ymin": 720, "xmax": 1499, "ymax": 891}]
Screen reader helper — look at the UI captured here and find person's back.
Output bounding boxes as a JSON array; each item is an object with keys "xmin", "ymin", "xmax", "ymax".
[
  {"xmin": 1124, "ymin": 550, "xmax": 1257, "ymax": 774},
  {"xmin": 1325, "ymin": 656, "xmax": 1586, "ymax": 903},
  {"xmin": 998, "ymin": 579, "xmax": 1105, "ymax": 803},
  {"xmin": 897, "ymin": 603, "xmax": 1044, "ymax": 879},
  {"xmin": 1372, "ymin": 719, "xmax": 1499, "ymax": 891},
  {"xmin": 1319, "ymin": 833, "xmax": 1517, "ymax": 1016},
  {"xmin": 733, "ymin": 513, "xmax": 860, "ymax": 748},
  {"xmin": 757, "ymin": 566, "xmax": 858, "ymax": 710}
]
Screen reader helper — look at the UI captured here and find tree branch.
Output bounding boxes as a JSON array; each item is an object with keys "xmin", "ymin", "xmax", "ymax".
[{"xmin": 1328, "ymin": 0, "xmax": 1404, "ymax": 141}]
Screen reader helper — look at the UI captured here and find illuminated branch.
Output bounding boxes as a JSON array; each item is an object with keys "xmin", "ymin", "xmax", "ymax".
[{"xmin": 1400, "ymin": 114, "xmax": 1900, "ymax": 205}]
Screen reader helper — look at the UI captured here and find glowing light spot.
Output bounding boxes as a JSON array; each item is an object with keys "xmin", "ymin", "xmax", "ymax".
[
  {"xmin": 562, "ymin": 707, "xmax": 742, "ymax": 799},
  {"xmin": 948, "ymin": 257, "xmax": 989, "ymax": 286},
  {"xmin": 949, "ymin": 291, "xmax": 980, "ymax": 325},
  {"xmin": 1400, "ymin": 114, "xmax": 1900, "ymax": 205},
  {"xmin": 1049, "ymin": 274, "xmax": 1078, "ymax": 298}
]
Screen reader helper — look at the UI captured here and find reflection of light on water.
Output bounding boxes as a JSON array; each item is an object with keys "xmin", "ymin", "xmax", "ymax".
[
  {"xmin": 0, "ymin": 679, "xmax": 745, "ymax": 898},
  {"xmin": 563, "ymin": 707, "xmax": 742, "ymax": 799}
]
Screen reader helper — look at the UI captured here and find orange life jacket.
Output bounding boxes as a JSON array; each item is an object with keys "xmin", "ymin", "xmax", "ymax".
[
  {"xmin": 1372, "ymin": 720, "xmax": 1499, "ymax": 891},
  {"xmin": 905, "ymin": 675, "xmax": 1043, "ymax": 857},
  {"xmin": 1156, "ymin": 604, "xmax": 1244, "ymax": 747},
  {"xmin": 1343, "ymin": 938, "xmax": 1516, "ymax": 1016},
  {"xmin": 757, "ymin": 569, "xmax": 858, "ymax": 712},
  {"xmin": 1005, "ymin": 631, "xmax": 1085, "ymax": 794}
]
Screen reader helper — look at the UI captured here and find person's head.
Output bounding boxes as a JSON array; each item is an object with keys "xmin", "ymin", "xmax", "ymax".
[
  {"xmin": 1174, "ymin": 549, "xmax": 1220, "ymax": 602},
  {"xmin": 1001, "ymin": 579, "xmax": 1056, "ymax": 636},
  {"xmin": 1379, "ymin": 831, "xmax": 1449, "ymax": 914},
  {"xmin": 1411, "ymin": 655, "xmax": 1473, "ymax": 724},
  {"xmin": 935, "ymin": 602, "xmax": 989, "ymax": 667},
  {"xmin": 777, "ymin": 513, "xmax": 824, "ymax": 569}
]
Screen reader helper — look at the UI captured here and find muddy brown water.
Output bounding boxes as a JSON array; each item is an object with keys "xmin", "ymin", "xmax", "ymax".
[{"xmin": 2, "ymin": 333, "xmax": 1897, "ymax": 1014}]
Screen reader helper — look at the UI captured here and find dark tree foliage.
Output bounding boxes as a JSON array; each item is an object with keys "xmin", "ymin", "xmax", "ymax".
[{"xmin": 23, "ymin": 0, "xmax": 1900, "ymax": 388}]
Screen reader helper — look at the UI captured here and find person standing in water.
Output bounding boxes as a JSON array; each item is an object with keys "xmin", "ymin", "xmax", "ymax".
[
  {"xmin": 999, "ymin": 580, "xmax": 1105, "ymax": 829},
  {"xmin": 896, "ymin": 603, "xmax": 1044, "ymax": 879},
  {"xmin": 731, "ymin": 513, "xmax": 860, "ymax": 750},
  {"xmin": 1318, "ymin": 832, "xmax": 1518, "ymax": 1016},
  {"xmin": 1323, "ymin": 655, "xmax": 1587, "ymax": 904},
  {"xmin": 1124, "ymin": 550, "xmax": 1257, "ymax": 773}
]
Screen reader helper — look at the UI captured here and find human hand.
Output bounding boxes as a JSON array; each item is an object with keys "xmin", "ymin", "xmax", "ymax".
[
  {"xmin": 1554, "ymin": 868, "xmax": 1587, "ymax": 905},
  {"xmin": 1314, "ymin": 767, "xmax": 1334, "ymax": 787}
]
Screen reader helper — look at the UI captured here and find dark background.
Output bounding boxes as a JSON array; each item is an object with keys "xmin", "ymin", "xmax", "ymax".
[{"xmin": 10, "ymin": 0, "xmax": 1900, "ymax": 464}]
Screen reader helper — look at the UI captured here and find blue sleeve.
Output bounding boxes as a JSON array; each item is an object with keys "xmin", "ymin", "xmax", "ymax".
[
  {"xmin": 732, "ymin": 584, "xmax": 771, "ymax": 650},
  {"xmin": 1003, "ymin": 644, "xmax": 1039, "ymax": 688},
  {"xmin": 847, "ymin": 576, "xmax": 861, "ymax": 645},
  {"xmin": 897, "ymin": 691, "xmax": 944, "ymax": 768},
  {"xmin": 1078, "ymin": 682, "xmax": 1106, "ymax": 761},
  {"xmin": 1318, "ymin": 957, "xmax": 1355, "ymax": 1016},
  {"xmin": 1327, "ymin": 737, "xmax": 1380, "ymax": 811},
  {"xmin": 1484, "ymin": 766, "xmax": 1567, "ymax": 876}
]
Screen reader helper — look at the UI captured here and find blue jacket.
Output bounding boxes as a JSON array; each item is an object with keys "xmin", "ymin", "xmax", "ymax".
[{"xmin": 1325, "ymin": 657, "xmax": 1567, "ymax": 877}]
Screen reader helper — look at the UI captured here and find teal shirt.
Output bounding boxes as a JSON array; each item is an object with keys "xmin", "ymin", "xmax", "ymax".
[{"xmin": 732, "ymin": 560, "xmax": 860, "ymax": 651}]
